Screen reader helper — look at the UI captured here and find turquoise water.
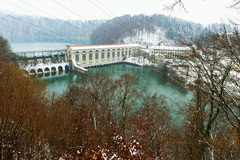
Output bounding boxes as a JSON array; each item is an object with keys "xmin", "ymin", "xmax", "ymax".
[
  {"xmin": 43, "ymin": 64, "xmax": 193, "ymax": 127},
  {"xmin": 43, "ymin": 64, "xmax": 192, "ymax": 105},
  {"xmin": 11, "ymin": 42, "xmax": 192, "ymax": 127},
  {"xmin": 42, "ymin": 64, "xmax": 193, "ymax": 127}
]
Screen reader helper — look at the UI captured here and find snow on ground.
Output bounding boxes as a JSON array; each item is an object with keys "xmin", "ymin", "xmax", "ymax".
[
  {"xmin": 123, "ymin": 27, "xmax": 174, "ymax": 47},
  {"xmin": 126, "ymin": 55, "xmax": 239, "ymax": 98},
  {"xmin": 124, "ymin": 56, "xmax": 152, "ymax": 66}
]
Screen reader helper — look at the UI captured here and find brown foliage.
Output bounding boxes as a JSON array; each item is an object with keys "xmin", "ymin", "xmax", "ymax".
[
  {"xmin": 0, "ymin": 62, "xmax": 49, "ymax": 159},
  {"xmin": 47, "ymin": 71, "xmax": 174, "ymax": 159}
]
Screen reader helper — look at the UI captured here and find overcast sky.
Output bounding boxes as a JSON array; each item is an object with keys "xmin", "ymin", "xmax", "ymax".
[{"xmin": 0, "ymin": 0, "xmax": 238, "ymax": 26}]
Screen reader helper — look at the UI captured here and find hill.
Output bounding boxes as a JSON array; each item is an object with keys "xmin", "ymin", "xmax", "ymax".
[
  {"xmin": 0, "ymin": 13, "xmax": 207, "ymax": 45},
  {"xmin": 90, "ymin": 14, "xmax": 206, "ymax": 46},
  {"xmin": 0, "ymin": 13, "xmax": 105, "ymax": 44}
]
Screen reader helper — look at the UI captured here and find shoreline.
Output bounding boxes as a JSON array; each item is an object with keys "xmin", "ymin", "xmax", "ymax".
[{"xmin": 143, "ymin": 65, "xmax": 193, "ymax": 91}]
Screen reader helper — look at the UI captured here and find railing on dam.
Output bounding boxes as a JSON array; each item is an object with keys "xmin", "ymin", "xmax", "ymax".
[{"xmin": 14, "ymin": 49, "xmax": 67, "ymax": 58}]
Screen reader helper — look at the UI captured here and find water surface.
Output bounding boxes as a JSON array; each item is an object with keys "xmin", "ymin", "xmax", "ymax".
[{"xmin": 43, "ymin": 64, "xmax": 192, "ymax": 107}]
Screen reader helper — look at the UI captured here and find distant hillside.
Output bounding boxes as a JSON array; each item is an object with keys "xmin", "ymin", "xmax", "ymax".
[
  {"xmin": 90, "ymin": 14, "xmax": 206, "ymax": 46},
  {"xmin": 0, "ymin": 14, "xmax": 105, "ymax": 44},
  {"xmin": 0, "ymin": 13, "xmax": 207, "ymax": 46}
]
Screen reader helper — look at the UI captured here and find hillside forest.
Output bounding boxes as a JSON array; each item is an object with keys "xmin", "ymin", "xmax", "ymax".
[{"xmin": 0, "ymin": 13, "xmax": 207, "ymax": 45}]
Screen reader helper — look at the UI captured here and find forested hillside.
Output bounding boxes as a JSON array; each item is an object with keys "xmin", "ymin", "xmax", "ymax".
[
  {"xmin": 0, "ymin": 13, "xmax": 105, "ymax": 44},
  {"xmin": 91, "ymin": 14, "xmax": 206, "ymax": 45},
  {"xmin": 0, "ymin": 13, "xmax": 207, "ymax": 45}
]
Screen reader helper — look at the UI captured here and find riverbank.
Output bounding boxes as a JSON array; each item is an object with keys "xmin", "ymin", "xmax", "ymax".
[{"xmin": 125, "ymin": 57, "xmax": 193, "ymax": 90}]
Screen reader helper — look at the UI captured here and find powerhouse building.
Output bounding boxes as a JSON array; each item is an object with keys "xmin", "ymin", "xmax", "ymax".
[
  {"xmin": 149, "ymin": 46, "xmax": 191, "ymax": 59},
  {"xmin": 67, "ymin": 44, "xmax": 141, "ymax": 67}
]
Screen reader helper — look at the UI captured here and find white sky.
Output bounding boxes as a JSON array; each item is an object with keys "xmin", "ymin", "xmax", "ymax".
[{"xmin": 0, "ymin": 0, "xmax": 238, "ymax": 26}]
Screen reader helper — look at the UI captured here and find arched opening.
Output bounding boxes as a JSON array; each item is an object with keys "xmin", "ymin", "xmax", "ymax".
[
  {"xmin": 45, "ymin": 72, "xmax": 50, "ymax": 77},
  {"xmin": 30, "ymin": 69, "xmax": 36, "ymax": 75},
  {"xmin": 44, "ymin": 67, "xmax": 50, "ymax": 73},
  {"xmin": 51, "ymin": 67, "xmax": 57, "ymax": 76},
  {"xmin": 58, "ymin": 66, "xmax": 63, "ymax": 74},
  {"xmin": 37, "ymin": 73, "xmax": 43, "ymax": 78},
  {"xmin": 51, "ymin": 67, "xmax": 57, "ymax": 72},
  {"xmin": 65, "ymin": 65, "xmax": 70, "ymax": 73},
  {"xmin": 37, "ymin": 68, "xmax": 43, "ymax": 74}
]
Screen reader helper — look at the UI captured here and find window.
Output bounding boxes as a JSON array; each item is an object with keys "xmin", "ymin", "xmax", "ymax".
[
  {"xmin": 96, "ymin": 50, "xmax": 98, "ymax": 52},
  {"xmin": 82, "ymin": 54, "xmax": 86, "ymax": 61},
  {"xmin": 83, "ymin": 51, "xmax": 86, "ymax": 53},
  {"xmin": 89, "ymin": 53, "xmax": 92, "ymax": 60},
  {"xmin": 107, "ymin": 52, "xmax": 110, "ymax": 58},
  {"xmin": 101, "ymin": 52, "xmax": 105, "ymax": 59},
  {"xmin": 95, "ymin": 53, "xmax": 98, "ymax": 59},
  {"xmin": 117, "ymin": 51, "xmax": 120, "ymax": 57},
  {"xmin": 122, "ymin": 51, "xmax": 124, "ymax": 56},
  {"xmin": 112, "ymin": 52, "xmax": 115, "ymax": 58},
  {"xmin": 75, "ymin": 55, "xmax": 79, "ymax": 62},
  {"xmin": 76, "ymin": 51, "xmax": 79, "ymax": 53}
]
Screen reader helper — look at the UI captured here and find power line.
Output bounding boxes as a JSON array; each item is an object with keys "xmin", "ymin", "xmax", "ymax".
[
  {"xmin": 19, "ymin": 0, "xmax": 55, "ymax": 18},
  {"xmin": 91, "ymin": 0, "xmax": 134, "ymax": 36},
  {"xmin": 52, "ymin": 0, "xmax": 117, "ymax": 39},
  {"xmin": 35, "ymin": 0, "xmax": 72, "ymax": 20},
  {"xmin": 0, "ymin": 11, "xmax": 82, "ymax": 42},
  {"xmin": 33, "ymin": 0, "xmax": 90, "ymax": 37},
  {"xmin": 6, "ymin": 0, "xmax": 40, "ymax": 17},
  {"xmin": 69, "ymin": 0, "xmax": 122, "ymax": 35},
  {"xmin": 7, "ymin": 0, "xmax": 91, "ymax": 39},
  {"xmin": 68, "ymin": 0, "xmax": 100, "ymax": 20}
]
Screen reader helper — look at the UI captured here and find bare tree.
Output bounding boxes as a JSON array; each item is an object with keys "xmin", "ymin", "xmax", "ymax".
[{"xmin": 179, "ymin": 24, "xmax": 240, "ymax": 159}]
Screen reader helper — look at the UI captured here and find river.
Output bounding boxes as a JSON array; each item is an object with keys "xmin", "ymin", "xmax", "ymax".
[
  {"xmin": 42, "ymin": 63, "xmax": 193, "ymax": 128},
  {"xmin": 12, "ymin": 42, "xmax": 193, "ymax": 127},
  {"xmin": 11, "ymin": 42, "xmax": 193, "ymax": 103},
  {"xmin": 43, "ymin": 63, "xmax": 192, "ymax": 104}
]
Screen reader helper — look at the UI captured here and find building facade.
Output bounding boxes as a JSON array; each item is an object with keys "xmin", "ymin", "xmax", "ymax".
[
  {"xmin": 149, "ymin": 46, "xmax": 191, "ymax": 59},
  {"xmin": 67, "ymin": 44, "xmax": 141, "ymax": 67}
]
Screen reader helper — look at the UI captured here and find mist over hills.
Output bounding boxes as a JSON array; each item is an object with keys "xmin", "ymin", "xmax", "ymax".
[
  {"xmin": 0, "ymin": 13, "xmax": 208, "ymax": 45},
  {"xmin": 91, "ymin": 14, "xmax": 207, "ymax": 45},
  {"xmin": 0, "ymin": 14, "xmax": 104, "ymax": 44}
]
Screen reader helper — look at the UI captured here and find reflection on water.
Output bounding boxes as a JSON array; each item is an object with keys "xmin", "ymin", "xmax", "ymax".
[
  {"xmin": 32, "ymin": 69, "xmax": 70, "ymax": 79},
  {"xmin": 40, "ymin": 64, "xmax": 193, "ymax": 128},
  {"xmin": 41, "ymin": 64, "xmax": 192, "ymax": 103}
]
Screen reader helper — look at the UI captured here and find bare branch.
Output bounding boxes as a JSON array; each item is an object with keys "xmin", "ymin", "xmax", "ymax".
[{"xmin": 163, "ymin": 0, "xmax": 187, "ymax": 13}]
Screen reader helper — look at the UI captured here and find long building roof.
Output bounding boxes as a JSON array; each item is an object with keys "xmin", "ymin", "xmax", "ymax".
[
  {"xmin": 150, "ymin": 46, "xmax": 190, "ymax": 50},
  {"xmin": 68, "ymin": 44, "xmax": 140, "ymax": 50}
]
